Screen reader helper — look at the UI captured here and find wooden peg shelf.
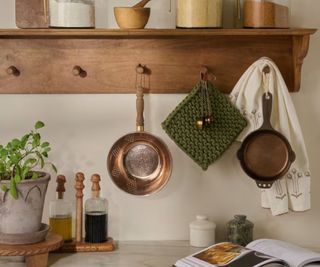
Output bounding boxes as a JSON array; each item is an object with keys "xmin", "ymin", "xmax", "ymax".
[{"xmin": 0, "ymin": 28, "xmax": 316, "ymax": 94}]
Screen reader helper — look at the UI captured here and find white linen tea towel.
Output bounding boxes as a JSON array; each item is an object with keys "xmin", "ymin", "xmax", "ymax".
[{"xmin": 230, "ymin": 57, "xmax": 311, "ymax": 216}]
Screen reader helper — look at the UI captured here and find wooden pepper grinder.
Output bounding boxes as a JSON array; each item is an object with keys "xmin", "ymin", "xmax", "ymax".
[{"xmin": 75, "ymin": 172, "xmax": 85, "ymax": 243}]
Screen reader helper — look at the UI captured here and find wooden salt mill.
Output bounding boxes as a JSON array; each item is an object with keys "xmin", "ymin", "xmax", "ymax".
[{"xmin": 75, "ymin": 172, "xmax": 85, "ymax": 243}]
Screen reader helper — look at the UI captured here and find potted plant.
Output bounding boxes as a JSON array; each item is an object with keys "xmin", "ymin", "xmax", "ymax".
[{"xmin": 0, "ymin": 121, "xmax": 56, "ymax": 236}]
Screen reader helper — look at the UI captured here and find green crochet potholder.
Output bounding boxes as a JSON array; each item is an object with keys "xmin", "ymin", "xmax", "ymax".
[{"xmin": 162, "ymin": 81, "xmax": 247, "ymax": 171}]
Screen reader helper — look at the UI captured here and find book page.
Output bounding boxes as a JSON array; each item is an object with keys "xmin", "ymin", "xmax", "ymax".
[
  {"xmin": 175, "ymin": 243, "xmax": 283, "ymax": 267},
  {"xmin": 247, "ymin": 239, "xmax": 320, "ymax": 267}
]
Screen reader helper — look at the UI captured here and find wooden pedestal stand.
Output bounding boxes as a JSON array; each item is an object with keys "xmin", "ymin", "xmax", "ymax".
[
  {"xmin": 57, "ymin": 173, "xmax": 115, "ymax": 253},
  {"xmin": 0, "ymin": 233, "xmax": 63, "ymax": 267}
]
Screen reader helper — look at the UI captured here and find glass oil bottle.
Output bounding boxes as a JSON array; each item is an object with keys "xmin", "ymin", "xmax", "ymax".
[
  {"xmin": 85, "ymin": 174, "xmax": 108, "ymax": 243},
  {"xmin": 49, "ymin": 175, "xmax": 72, "ymax": 242}
]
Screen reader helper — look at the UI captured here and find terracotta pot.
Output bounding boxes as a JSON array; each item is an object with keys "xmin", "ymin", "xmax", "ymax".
[{"xmin": 0, "ymin": 173, "xmax": 50, "ymax": 234}]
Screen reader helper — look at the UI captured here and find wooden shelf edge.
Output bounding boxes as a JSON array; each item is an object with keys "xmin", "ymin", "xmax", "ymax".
[{"xmin": 0, "ymin": 28, "xmax": 317, "ymax": 38}]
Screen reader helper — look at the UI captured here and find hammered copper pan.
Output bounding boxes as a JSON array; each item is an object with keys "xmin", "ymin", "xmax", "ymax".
[
  {"xmin": 107, "ymin": 86, "xmax": 172, "ymax": 196},
  {"xmin": 237, "ymin": 93, "xmax": 296, "ymax": 189}
]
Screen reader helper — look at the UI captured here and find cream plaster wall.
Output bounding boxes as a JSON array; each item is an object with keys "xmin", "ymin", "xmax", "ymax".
[{"xmin": 0, "ymin": 0, "xmax": 319, "ymax": 249}]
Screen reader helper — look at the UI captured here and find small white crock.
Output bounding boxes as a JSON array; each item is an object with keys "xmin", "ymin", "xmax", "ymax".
[{"xmin": 189, "ymin": 215, "xmax": 216, "ymax": 247}]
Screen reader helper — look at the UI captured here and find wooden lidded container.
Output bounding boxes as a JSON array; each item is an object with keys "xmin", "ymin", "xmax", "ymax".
[
  {"xmin": 176, "ymin": 0, "xmax": 223, "ymax": 28},
  {"xmin": 244, "ymin": 0, "xmax": 290, "ymax": 28},
  {"xmin": 16, "ymin": 0, "xmax": 49, "ymax": 28}
]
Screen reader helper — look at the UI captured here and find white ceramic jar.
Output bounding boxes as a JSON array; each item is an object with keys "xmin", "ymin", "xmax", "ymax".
[
  {"xmin": 49, "ymin": 0, "xmax": 95, "ymax": 28},
  {"xmin": 189, "ymin": 215, "xmax": 216, "ymax": 247},
  {"xmin": 176, "ymin": 0, "xmax": 223, "ymax": 28}
]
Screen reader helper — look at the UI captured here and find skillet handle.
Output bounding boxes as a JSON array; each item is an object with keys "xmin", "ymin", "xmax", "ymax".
[
  {"xmin": 255, "ymin": 180, "xmax": 274, "ymax": 189},
  {"xmin": 260, "ymin": 93, "xmax": 273, "ymax": 130},
  {"xmin": 136, "ymin": 86, "xmax": 144, "ymax": 132}
]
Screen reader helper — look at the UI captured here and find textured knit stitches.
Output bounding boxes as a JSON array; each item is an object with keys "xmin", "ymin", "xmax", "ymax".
[{"xmin": 162, "ymin": 81, "xmax": 247, "ymax": 170}]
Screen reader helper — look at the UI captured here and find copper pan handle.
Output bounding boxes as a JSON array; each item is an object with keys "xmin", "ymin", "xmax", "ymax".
[{"xmin": 136, "ymin": 86, "xmax": 144, "ymax": 132}]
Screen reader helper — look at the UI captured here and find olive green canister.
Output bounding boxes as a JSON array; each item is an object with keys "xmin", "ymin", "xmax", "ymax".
[{"xmin": 226, "ymin": 215, "xmax": 253, "ymax": 246}]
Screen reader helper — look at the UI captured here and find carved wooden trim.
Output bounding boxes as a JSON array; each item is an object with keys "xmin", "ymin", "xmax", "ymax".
[
  {"xmin": 292, "ymin": 35, "xmax": 311, "ymax": 92},
  {"xmin": 0, "ymin": 233, "xmax": 63, "ymax": 256}
]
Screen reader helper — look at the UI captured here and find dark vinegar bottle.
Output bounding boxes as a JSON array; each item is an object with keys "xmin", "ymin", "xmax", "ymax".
[{"xmin": 85, "ymin": 174, "xmax": 108, "ymax": 243}]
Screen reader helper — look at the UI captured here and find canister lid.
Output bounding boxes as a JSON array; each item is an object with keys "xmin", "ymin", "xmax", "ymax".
[{"xmin": 189, "ymin": 215, "xmax": 216, "ymax": 230}]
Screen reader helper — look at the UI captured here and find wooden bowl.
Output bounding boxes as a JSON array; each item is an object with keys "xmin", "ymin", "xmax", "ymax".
[{"xmin": 114, "ymin": 7, "xmax": 150, "ymax": 29}]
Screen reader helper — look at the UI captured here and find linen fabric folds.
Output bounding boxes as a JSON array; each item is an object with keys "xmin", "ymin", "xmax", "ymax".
[
  {"xmin": 230, "ymin": 57, "xmax": 311, "ymax": 216},
  {"xmin": 162, "ymin": 81, "xmax": 247, "ymax": 170}
]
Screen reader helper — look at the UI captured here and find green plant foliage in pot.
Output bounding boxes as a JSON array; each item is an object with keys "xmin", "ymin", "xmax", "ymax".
[{"xmin": 0, "ymin": 121, "xmax": 56, "ymax": 235}]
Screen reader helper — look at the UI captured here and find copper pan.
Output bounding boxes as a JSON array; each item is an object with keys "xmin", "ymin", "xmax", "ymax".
[{"xmin": 107, "ymin": 86, "xmax": 172, "ymax": 196}]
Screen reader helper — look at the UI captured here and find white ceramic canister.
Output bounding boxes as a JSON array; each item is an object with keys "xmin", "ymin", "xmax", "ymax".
[
  {"xmin": 189, "ymin": 215, "xmax": 216, "ymax": 247},
  {"xmin": 177, "ymin": 0, "xmax": 223, "ymax": 28},
  {"xmin": 49, "ymin": 0, "xmax": 95, "ymax": 28}
]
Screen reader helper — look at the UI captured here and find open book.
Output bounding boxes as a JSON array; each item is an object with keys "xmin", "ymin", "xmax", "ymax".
[{"xmin": 174, "ymin": 239, "xmax": 320, "ymax": 267}]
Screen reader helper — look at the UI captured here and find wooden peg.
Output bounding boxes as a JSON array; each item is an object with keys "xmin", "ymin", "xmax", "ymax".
[
  {"xmin": 91, "ymin": 174, "xmax": 101, "ymax": 198},
  {"xmin": 263, "ymin": 65, "xmax": 271, "ymax": 74},
  {"xmin": 56, "ymin": 175, "xmax": 66, "ymax": 200},
  {"xmin": 72, "ymin": 66, "xmax": 87, "ymax": 78},
  {"xmin": 6, "ymin": 66, "xmax": 20, "ymax": 76},
  {"xmin": 75, "ymin": 172, "xmax": 85, "ymax": 243},
  {"xmin": 136, "ymin": 64, "xmax": 145, "ymax": 75},
  {"xmin": 200, "ymin": 66, "xmax": 209, "ymax": 81}
]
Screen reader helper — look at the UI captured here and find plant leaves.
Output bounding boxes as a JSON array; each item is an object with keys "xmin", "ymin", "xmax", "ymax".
[
  {"xmin": 24, "ymin": 157, "xmax": 37, "ymax": 167},
  {"xmin": 20, "ymin": 134, "xmax": 30, "ymax": 148},
  {"xmin": 14, "ymin": 173, "xmax": 21, "ymax": 183},
  {"xmin": 35, "ymin": 121, "xmax": 45, "ymax": 129},
  {"xmin": 36, "ymin": 152, "xmax": 45, "ymax": 168},
  {"xmin": 42, "ymin": 151, "xmax": 48, "ymax": 158},
  {"xmin": 31, "ymin": 172, "xmax": 39, "ymax": 180},
  {"xmin": 0, "ymin": 149, "xmax": 8, "ymax": 158},
  {"xmin": 10, "ymin": 178, "xmax": 18, "ymax": 199},
  {"xmin": 21, "ymin": 167, "xmax": 30, "ymax": 180},
  {"xmin": 1, "ymin": 184, "xmax": 7, "ymax": 192},
  {"xmin": 11, "ymin": 139, "xmax": 21, "ymax": 149},
  {"xmin": 41, "ymin": 142, "xmax": 50, "ymax": 148},
  {"xmin": 32, "ymin": 133, "xmax": 41, "ymax": 148},
  {"xmin": 51, "ymin": 163, "xmax": 58, "ymax": 173}
]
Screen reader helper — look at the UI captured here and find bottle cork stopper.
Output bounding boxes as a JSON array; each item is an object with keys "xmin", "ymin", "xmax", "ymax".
[
  {"xmin": 56, "ymin": 175, "xmax": 66, "ymax": 199},
  {"xmin": 91, "ymin": 174, "xmax": 101, "ymax": 198}
]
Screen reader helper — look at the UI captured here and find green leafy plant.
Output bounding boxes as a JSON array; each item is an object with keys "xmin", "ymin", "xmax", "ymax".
[{"xmin": 0, "ymin": 121, "xmax": 57, "ymax": 199}]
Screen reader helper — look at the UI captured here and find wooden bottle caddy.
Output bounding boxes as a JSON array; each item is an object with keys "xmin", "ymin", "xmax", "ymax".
[{"xmin": 57, "ymin": 172, "xmax": 115, "ymax": 253}]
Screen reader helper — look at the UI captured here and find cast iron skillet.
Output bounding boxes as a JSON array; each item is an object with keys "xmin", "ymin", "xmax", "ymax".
[
  {"xmin": 107, "ymin": 86, "xmax": 172, "ymax": 196},
  {"xmin": 237, "ymin": 92, "xmax": 296, "ymax": 189}
]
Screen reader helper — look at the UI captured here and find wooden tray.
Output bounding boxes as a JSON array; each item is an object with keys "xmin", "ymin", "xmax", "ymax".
[{"xmin": 56, "ymin": 238, "xmax": 115, "ymax": 253}]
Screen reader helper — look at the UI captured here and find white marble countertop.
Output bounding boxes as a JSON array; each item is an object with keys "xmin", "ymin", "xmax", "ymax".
[{"xmin": 0, "ymin": 241, "xmax": 199, "ymax": 267}]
